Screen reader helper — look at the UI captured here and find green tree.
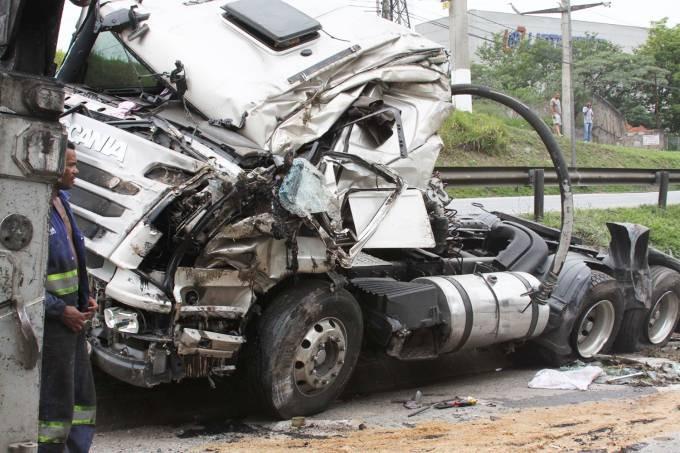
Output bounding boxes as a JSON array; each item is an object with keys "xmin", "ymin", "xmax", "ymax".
[
  {"xmin": 473, "ymin": 34, "xmax": 561, "ymax": 104},
  {"xmin": 637, "ymin": 19, "xmax": 680, "ymax": 132},
  {"xmin": 473, "ymin": 32, "xmax": 668, "ymax": 129},
  {"xmin": 573, "ymin": 50, "xmax": 667, "ymax": 128},
  {"xmin": 55, "ymin": 50, "xmax": 65, "ymax": 70}
]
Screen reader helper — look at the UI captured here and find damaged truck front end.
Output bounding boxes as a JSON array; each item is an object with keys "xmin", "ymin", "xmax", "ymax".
[
  {"xmin": 58, "ymin": 0, "xmax": 680, "ymax": 417},
  {"xmin": 60, "ymin": 0, "xmax": 453, "ymax": 390}
]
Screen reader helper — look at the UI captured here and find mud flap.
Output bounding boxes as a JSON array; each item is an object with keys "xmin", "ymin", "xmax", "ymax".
[
  {"xmin": 533, "ymin": 254, "xmax": 594, "ymax": 356},
  {"xmin": 603, "ymin": 222, "xmax": 652, "ymax": 311}
]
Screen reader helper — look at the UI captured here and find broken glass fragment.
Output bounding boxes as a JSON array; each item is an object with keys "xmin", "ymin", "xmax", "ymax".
[{"xmin": 278, "ymin": 158, "xmax": 331, "ymax": 217}]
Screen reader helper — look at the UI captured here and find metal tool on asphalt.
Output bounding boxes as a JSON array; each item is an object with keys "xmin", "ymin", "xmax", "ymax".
[
  {"xmin": 433, "ymin": 396, "xmax": 477, "ymax": 410},
  {"xmin": 407, "ymin": 396, "xmax": 478, "ymax": 416}
]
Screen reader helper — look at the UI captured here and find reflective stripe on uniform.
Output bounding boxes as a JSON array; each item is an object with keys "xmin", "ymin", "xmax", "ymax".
[
  {"xmin": 72, "ymin": 404, "xmax": 96, "ymax": 425},
  {"xmin": 38, "ymin": 420, "xmax": 71, "ymax": 444},
  {"xmin": 45, "ymin": 268, "xmax": 79, "ymax": 296}
]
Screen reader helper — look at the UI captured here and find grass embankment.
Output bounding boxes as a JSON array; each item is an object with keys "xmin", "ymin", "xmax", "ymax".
[
  {"xmin": 540, "ymin": 205, "xmax": 680, "ymax": 255},
  {"xmin": 437, "ymin": 104, "xmax": 680, "ymax": 198},
  {"xmin": 438, "ymin": 105, "xmax": 680, "ymax": 253}
]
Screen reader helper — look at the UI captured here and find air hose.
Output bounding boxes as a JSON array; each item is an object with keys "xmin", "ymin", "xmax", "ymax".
[{"xmin": 449, "ymin": 84, "xmax": 574, "ymax": 303}]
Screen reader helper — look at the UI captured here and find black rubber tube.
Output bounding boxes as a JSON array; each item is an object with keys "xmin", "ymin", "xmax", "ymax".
[{"xmin": 449, "ymin": 84, "xmax": 574, "ymax": 302}]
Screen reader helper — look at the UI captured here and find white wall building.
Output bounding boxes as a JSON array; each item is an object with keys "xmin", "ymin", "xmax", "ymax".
[{"xmin": 416, "ymin": 9, "xmax": 649, "ymax": 61}]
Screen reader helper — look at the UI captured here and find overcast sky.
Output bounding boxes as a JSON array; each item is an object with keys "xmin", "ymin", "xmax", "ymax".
[
  {"xmin": 58, "ymin": 0, "xmax": 680, "ymax": 51},
  {"xmin": 407, "ymin": 0, "xmax": 679, "ymax": 28}
]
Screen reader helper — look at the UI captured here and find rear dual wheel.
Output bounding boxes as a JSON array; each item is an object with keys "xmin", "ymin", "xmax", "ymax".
[
  {"xmin": 614, "ymin": 265, "xmax": 680, "ymax": 352},
  {"xmin": 517, "ymin": 271, "xmax": 623, "ymax": 367},
  {"xmin": 570, "ymin": 271, "xmax": 623, "ymax": 359},
  {"xmin": 645, "ymin": 266, "xmax": 680, "ymax": 346}
]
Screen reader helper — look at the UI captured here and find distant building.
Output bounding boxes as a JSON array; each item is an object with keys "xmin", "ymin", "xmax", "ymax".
[
  {"xmin": 623, "ymin": 124, "xmax": 666, "ymax": 150},
  {"xmin": 416, "ymin": 9, "xmax": 649, "ymax": 61}
]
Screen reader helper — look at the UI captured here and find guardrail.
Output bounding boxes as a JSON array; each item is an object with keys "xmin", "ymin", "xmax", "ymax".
[{"xmin": 434, "ymin": 166, "xmax": 678, "ymax": 220}]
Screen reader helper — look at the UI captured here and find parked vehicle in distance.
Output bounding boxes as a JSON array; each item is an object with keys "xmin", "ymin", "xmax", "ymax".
[{"xmin": 57, "ymin": 0, "xmax": 680, "ymax": 419}]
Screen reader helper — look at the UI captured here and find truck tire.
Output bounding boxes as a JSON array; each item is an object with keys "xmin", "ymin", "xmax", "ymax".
[
  {"xmin": 570, "ymin": 271, "xmax": 623, "ymax": 359},
  {"xmin": 515, "ymin": 271, "xmax": 623, "ymax": 367},
  {"xmin": 646, "ymin": 266, "xmax": 680, "ymax": 346},
  {"xmin": 247, "ymin": 280, "xmax": 363, "ymax": 419},
  {"xmin": 615, "ymin": 266, "xmax": 680, "ymax": 352}
]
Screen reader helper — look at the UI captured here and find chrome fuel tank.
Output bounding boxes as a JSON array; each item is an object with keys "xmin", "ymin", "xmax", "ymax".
[{"xmin": 414, "ymin": 272, "xmax": 549, "ymax": 353}]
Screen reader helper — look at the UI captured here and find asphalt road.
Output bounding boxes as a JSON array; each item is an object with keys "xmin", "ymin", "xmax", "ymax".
[
  {"xmin": 93, "ymin": 347, "xmax": 513, "ymax": 431},
  {"xmin": 91, "ymin": 355, "xmax": 679, "ymax": 452},
  {"xmin": 90, "ymin": 343, "xmax": 680, "ymax": 452},
  {"xmin": 450, "ymin": 190, "xmax": 680, "ymax": 215}
]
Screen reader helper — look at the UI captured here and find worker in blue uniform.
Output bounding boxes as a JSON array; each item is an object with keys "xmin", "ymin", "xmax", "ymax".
[{"xmin": 38, "ymin": 141, "xmax": 97, "ymax": 452}]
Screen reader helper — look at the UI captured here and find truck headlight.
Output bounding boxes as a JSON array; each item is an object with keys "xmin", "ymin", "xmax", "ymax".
[{"xmin": 104, "ymin": 307, "xmax": 140, "ymax": 334}]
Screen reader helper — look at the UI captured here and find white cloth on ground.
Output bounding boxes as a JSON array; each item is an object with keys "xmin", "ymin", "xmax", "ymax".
[{"xmin": 528, "ymin": 366, "xmax": 603, "ymax": 391}]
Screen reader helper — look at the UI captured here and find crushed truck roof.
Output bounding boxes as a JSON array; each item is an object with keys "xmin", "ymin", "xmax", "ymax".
[{"xmin": 104, "ymin": 0, "xmax": 450, "ymax": 161}]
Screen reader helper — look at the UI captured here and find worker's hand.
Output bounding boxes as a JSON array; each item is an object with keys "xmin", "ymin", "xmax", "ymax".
[
  {"xmin": 61, "ymin": 305, "xmax": 89, "ymax": 332},
  {"xmin": 86, "ymin": 297, "xmax": 98, "ymax": 320}
]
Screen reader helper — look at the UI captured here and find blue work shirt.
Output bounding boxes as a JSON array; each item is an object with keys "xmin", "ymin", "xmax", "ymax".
[{"xmin": 45, "ymin": 190, "xmax": 90, "ymax": 318}]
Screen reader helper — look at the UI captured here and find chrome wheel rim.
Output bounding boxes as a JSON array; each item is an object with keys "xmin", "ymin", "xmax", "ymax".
[
  {"xmin": 293, "ymin": 317, "xmax": 347, "ymax": 396},
  {"xmin": 576, "ymin": 299, "xmax": 616, "ymax": 357},
  {"xmin": 647, "ymin": 291, "xmax": 680, "ymax": 345}
]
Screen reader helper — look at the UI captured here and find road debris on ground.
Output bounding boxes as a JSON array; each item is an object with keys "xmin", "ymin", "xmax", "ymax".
[
  {"xmin": 528, "ymin": 366, "xmax": 604, "ymax": 390},
  {"xmin": 404, "ymin": 395, "xmax": 478, "ymax": 417},
  {"xmin": 546, "ymin": 341, "xmax": 680, "ymax": 387},
  {"xmin": 402, "ymin": 390, "xmax": 423, "ymax": 409},
  {"xmin": 433, "ymin": 396, "xmax": 477, "ymax": 409},
  {"xmin": 523, "ymin": 335, "xmax": 680, "ymax": 389},
  {"xmin": 196, "ymin": 390, "xmax": 680, "ymax": 452},
  {"xmin": 640, "ymin": 333, "xmax": 680, "ymax": 362},
  {"xmin": 267, "ymin": 418, "xmax": 366, "ymax": 435},
  {"xmin": 593, "ymin": 354, "xmax": 680, "ymax": 387}
]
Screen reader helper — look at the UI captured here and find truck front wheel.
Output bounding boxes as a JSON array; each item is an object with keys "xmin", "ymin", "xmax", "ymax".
[{"xmin": 248, "ymin": 280, "xmax": 363, "ymax": 419}]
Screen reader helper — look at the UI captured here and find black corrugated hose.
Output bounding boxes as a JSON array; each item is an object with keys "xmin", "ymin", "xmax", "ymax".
[{"xmin": 449, "ymin": 84, "xmax": 574, "ymax": 303}]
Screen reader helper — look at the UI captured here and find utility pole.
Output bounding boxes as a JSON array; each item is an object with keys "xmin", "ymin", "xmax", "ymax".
[
  {"xmin": 450, "ymin": 0, "xmax": 472, "ymax": 112},
  {"xmin": 513, "ymin": 1, "xmax": 611, "ymax": 167},
  {"xmin": 561, "ymin": 0, "xmax": 576, "ymax": 167},
  {"xmin": 654, "ymin": 73, "xmax": 661, "ymax": 129}
]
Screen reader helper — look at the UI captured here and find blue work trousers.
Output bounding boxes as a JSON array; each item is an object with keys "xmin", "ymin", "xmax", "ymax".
[
  {"xmin": 584, "ymin": 122, "xmax": 593, "ymax": 142},
  {"xmin": 38, "ymin": 318, "xmax": 96, "ymax": 452}
]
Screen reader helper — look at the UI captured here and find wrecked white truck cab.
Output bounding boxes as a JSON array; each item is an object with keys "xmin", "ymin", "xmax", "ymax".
[{"xmin": 58, "ymin": 0, "xmax": 680, "ymax": 418}]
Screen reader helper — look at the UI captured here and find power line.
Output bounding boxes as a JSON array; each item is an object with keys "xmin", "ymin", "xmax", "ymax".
[
  {"xmin": 588, "ymin": 11, "xmax": 643, "ymax": 28},
  {"xmin": 468, "ymin": 23, "xmax": 499, "ymax": 35},
  {"xmin": 468, "ymin": 33, "xmax": 496, "ymax": 43},
  {"xmin": 411, "ymin": 10, "xmax": 496, "ymax": 34},
  {"xmin": 467, "ymin": 11, "xmax": 514, "ymax": 29},
  {"xmin": 409, "ymin": 11, "xmax": 497, "ymax": 43}
]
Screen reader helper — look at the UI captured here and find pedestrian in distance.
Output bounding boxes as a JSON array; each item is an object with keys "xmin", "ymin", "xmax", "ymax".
[
  {"xmin": 38, "ymin": 141, "xmax": 97, "ymax": 452},
  {"xmin": 550, "ymin": 92, "xmax": 562, "ymax": 136},
  {"xmin": 583, "ymin": 101, "xmax": 593, "ymax": 142}
]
